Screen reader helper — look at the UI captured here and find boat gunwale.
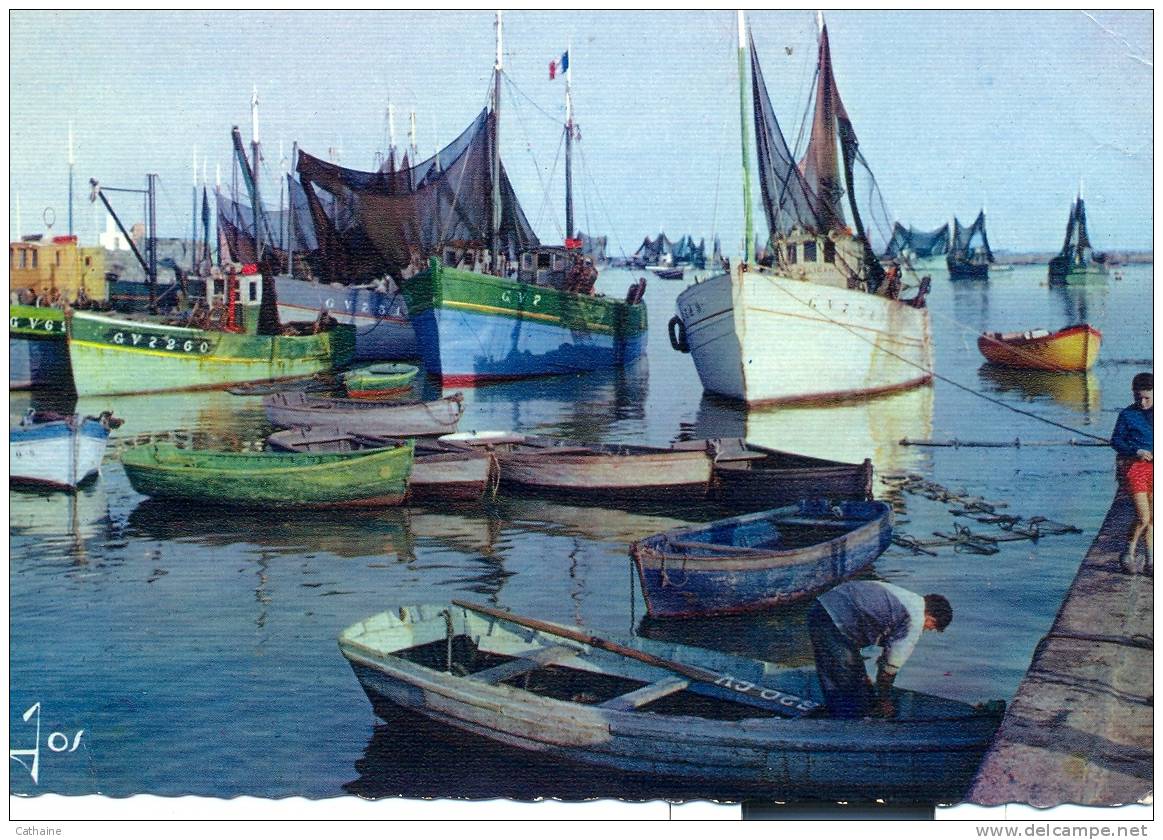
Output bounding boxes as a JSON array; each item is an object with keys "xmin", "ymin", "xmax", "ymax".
[{"xmin": 121, "ymin": 440, "xmax": 413, "ymax": 478}]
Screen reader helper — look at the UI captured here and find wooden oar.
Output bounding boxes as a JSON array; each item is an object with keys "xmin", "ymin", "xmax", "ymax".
[{"xmin": 452, "ymin": 600, "xmax": 820, "ymax": 717}]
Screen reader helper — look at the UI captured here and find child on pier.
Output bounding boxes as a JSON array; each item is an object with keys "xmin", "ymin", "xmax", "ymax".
[{"xmin": 1111, "ymin": 372, "xmax": 1153, "ymax": 575}]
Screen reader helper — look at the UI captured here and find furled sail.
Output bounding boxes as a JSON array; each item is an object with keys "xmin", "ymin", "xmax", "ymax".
[
  {"xmin": 297, "ymin": 108, "xmax": 538, "ymax": 284},
  {"xmin": 1059, "ymin": 197, "xmax": 1095, "ymax": 265},
  {"xmin": 885, "ymin": 223, "xmax": 950, "ymax": 259}
]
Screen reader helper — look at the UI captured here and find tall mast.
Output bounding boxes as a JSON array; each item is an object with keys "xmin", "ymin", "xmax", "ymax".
[
  {"xmin": 251, "ymin": 86, "xmax": 263, "ymax": 259},
  {"xmin": 388, "ymin": 102, "xmax": 397, "ymax": 165},
  {"xmin": 409, "ymin": 110, "xmax": 418, "ymax": 162},
  {"xmin": 147, "ymin": 173, "xmax": 158, "ymax": 310},
  {"xmin": 288, "ymin": 141, "xmax": 298, "ymax": 276},
  {"xmin": 737, "ymin": 10, "xmax": 754, "ymax": 266},
  {"xmin": 564, "ymin": 40, "xmax": 574, "ymax": 242},
  {"xmin": 191, "ymin": 146, "xmax": 199, "ymax": 272},
  {"xmin": 491, "ymin": 10, "xmax": 503, "ymax": 271},
  {"xmin": 67, "ymin": 123, "xmax": 75, "ymax": 237}
]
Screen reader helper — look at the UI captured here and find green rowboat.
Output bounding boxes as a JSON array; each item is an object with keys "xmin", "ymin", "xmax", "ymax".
[
  {"xmin": 120, "ymin": 440, "xmax": 413, "ymax": 509},
  {"xmin": 343, "ymin": 363, "xmax": 419, "ymax": 398}
]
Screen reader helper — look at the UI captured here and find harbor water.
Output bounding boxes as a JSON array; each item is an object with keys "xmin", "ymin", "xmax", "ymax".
[{"xmin": 9, "ymin": 263, "xmax": 1153, "ymax": 801}]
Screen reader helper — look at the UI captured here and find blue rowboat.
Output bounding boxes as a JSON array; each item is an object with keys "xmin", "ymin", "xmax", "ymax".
[
  {"xmin": 339, "ymin": 600, "xmax": 1002, "ymax": 800},
  {"xmin": 10, "ymin": 410, "xmax": 119, "ymax": 490},
  {"xmin": 631, "ymin": 499, "xmax": 893, "ymax": 619}
]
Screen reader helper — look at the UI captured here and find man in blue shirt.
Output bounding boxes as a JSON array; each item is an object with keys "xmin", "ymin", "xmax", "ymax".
[
  {"xmin": 1110, "ymin": 372, "xmax": 1153, "ymax": 574},
  {"xmin": 807, "ymin": 581, "xmax": 952, "ymax": 718}
]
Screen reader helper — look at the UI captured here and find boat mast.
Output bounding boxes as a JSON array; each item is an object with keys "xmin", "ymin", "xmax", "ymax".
[
  {"xmin": 490, "ymin": 10, "xmax": 503, "ymax": 273},
  {"xmin": 737, "ymin": 10, "xmax": 754, "ymax": 266},
  {"xmin": 147, "ymin": 173, "xmax": 158, "ymax": 309},
  {"xmin": 191, "ymin": 146, "xmax": 199, "ymax": 273},
  {"xmin": 288, "ymin": 141, "xmax": 297, "ymax": 276},
  {"xmin": 67, "ymin": 123, "xmax": 74, "ymax": 238},
  {"xmin": 250, "ymin": 86, "xmax": 264, "ymax": 260},
  {"xmin": 564, "ymin": 39, "xmax": 574, "ymax": 242}
]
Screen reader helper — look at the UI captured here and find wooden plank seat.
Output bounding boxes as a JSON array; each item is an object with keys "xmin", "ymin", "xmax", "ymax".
[
  {"xmin": 469, "ymin": 645, "xmax": 579, "ymax": 684},
  {"xmin": 599, "ymin": 676, "xmax": 690, "ymax": 711}
]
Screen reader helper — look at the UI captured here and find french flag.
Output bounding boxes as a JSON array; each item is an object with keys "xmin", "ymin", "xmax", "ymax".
[{"xmin": 548, "ymin": 50, "xmax": 569, "ymax": 80}]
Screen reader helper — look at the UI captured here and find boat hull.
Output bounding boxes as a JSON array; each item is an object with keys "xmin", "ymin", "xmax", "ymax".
[
  {"xmin": 402, "ymin": 261, "xmax": 647, "ymax": 387},
  {"xmin": 274, "ymin": 274, "xmax": 418, "ymax": 361},
  {"xmin": 10, "ymin": 416, "xmax": 111, "ymax": 490},
  {"xmin": 263, "ymin": 391, "xmax": 465, "ymax": 437},
  {"xmin": 632, "ymin": 500, "xmax": 894, "ymax": 618},
  {"xmin": 340, "ymin": 604, "xmax": 1001, "ymax": 800},
  {"xmin": 10, "ymin": 305, "xmax": 71, "ymax": 389},
  {"xmin": 977, "ymin": 324, "xmax": 1101, "ymax": 372},
  {"xmin": 1047, "ymin": 263, "xmax": 1109, "ymax": 286},
  {"xmin": 67, "ymin": 310, "xmax": 355, "ymax": 396},
  {"xmin": 121, "ymin": 441, "xmax": 413, "ymax": 509},
  {"xmin": 675, "ymin": 271, "xmax": 932, "ymax": 405},
  {"xmin": 498, "ymin": 450, "xmax": 712, "ymax": 499}
]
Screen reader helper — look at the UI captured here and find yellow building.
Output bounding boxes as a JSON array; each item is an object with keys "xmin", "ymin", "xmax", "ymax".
[{"xmin": 9, "ymin": 235, "xmax": 107, "ymax": 304}]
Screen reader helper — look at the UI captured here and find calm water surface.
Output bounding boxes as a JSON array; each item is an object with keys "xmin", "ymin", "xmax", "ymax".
[{"xmin": 9, "ymin": 264, "xmax": 1152, "ymax": 801}]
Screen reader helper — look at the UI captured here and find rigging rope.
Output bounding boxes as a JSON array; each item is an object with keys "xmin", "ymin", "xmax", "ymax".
[{"xmin": 755, "ymin": 274, "xmax": 1110, "ymax": 442}]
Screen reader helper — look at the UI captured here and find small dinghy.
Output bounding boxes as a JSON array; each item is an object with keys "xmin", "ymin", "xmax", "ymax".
[
  {"xmin": 977, "ymin": 324, "xmax": 1101, "ymax": 372},
  {"xmin": 10, "ymin": 410, "xmax": 121, "ymax": 490},
  {"xmin": 342, "ymin": 363, "xmax": 419, "ymax": 399},
  {"xmin": 675, "ymin": 438, "xmax": 873, "ymax": 511},
  {"xmin": 120, "ymin": 439, "xmax": 414, "ymax": 509},
  {"xmin": 263, "ymin": 390, "xmax": 464, "ymax": 437},
  {"xmin": 631, "ymin": 499, "xmax": 893, "ymax": 618},
  {"xmin": 266, "ymin": 426, "xmax": 496, "ymax": 503},
  {"xmin": 339, "ymin": 600, "xmax": 1002, "ymax": 800},
  {"xmin": 437, "ymin": 431, "xmax": 713, "ymax": 500}
]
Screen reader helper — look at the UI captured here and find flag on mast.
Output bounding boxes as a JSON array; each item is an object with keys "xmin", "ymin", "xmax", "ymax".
[{"xmin": 548, "ymin": 50, "xmax": 569, "ymax": 80}]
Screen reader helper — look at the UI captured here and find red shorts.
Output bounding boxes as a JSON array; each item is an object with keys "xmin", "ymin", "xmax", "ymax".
[{"xmin": 1122, "ymin": 460, "xmax": 1153, "ymax": 495}]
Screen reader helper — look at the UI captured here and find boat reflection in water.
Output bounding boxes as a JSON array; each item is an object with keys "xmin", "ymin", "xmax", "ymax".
[
  {"xmin": 977, "ymin": 365, "xmax": 1102, "ymax": 417},
  {"xmin": 453, "ymin": 357, "xmax": 649, "ymax": 443},
  {"xmin": 10, "ymin": 484, "xmax": 111, "ymax": 567},
  {"xmin": 687, "ymin": 385, "xmax": 935, "ymax": 478}
]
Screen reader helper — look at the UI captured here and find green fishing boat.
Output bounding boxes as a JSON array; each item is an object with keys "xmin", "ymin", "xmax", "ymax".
[
  {"xmin": 343, "ymin": 363, "xmax": 419, "ymax": 399},
  {"xmin": 1048, "ymin": 191, "xmax": 1108, "ymax": 285},
  {"xmin": 120, "ymin": 440, "xmax": 414, "ymax": 509}
]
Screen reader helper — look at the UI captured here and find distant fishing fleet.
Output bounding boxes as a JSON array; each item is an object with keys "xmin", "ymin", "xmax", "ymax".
[{"xmin": 11, "ymin": 10, "xmax": 1129, "ymax": 800}]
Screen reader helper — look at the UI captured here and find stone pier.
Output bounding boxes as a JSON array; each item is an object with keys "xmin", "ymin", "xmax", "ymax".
[{"xmin": 967, "ymin": 493, "xmax": 1153, "ymax": 806}]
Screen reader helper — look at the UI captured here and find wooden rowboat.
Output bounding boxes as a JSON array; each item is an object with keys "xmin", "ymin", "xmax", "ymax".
[
  {"xmin": 265, "ymin": 426, "xmax": 496, "ymax": 503},
  {"xmin": 339, "ymin": 600, "xmax": 1002, "ymax": 799},
  {"xmin": 437, "ymin": 431, "xmax": 713, "ymax": 500},
  {"xmin": 10, "ymin": 410, "xmax": 120, "ymax": 490},
  {"xmin": 342, "ymin": 363, "xmax": 419, "ymax": 399},
  {"xmin": 120, "ymin": 439, "xmax": 413, "ymax": 509},
  {"xmin": 674, "ymin": 437, "xmax": 873, "ymax": 512},
  {"xmin": 977, "ymin": 324, "xmax": 1101, "ymax": 372},
  {"xmin": 263, "ymin": 391, "xmax": 464, "ymax": 437},
  {"xmin": 631, "ymin": 499, "xmax": 893, "ymax": 619}
]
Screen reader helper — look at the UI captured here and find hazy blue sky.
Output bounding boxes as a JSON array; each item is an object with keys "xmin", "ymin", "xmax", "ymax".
[{"xmin": 9, "ymin": 10, "xmax": 1153, "ymax": 255}]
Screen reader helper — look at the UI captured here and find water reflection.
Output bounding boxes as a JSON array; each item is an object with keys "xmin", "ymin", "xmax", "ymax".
[
  {"xmin": 636, "ymin": 602, "xmax": 818, "ymax": 668},
  {"xmin": 977, "ymin": 365, "xmax": 1101, "ymax": 417},
  {"xmin": 1048, "ymin": 281, "xmax": 1110, "ymax": 327},
  {"xmin": 493, "ymin": 497, "xmax": 693, "ymax": 544},
  {"xmin": 686, "ymin": 386, "xmax": 935, "ymax": 477},
  {"xmin": 453, "ymin": 358, "xmax": 650, "ymax": 441},
  {"xmin": 10, "ymin": 484, "xmax": 111, "ymax": 566}
]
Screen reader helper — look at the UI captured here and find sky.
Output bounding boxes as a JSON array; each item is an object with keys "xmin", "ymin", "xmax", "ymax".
[{"xmin": 8, "ymin": 10, "xmax": 1154, "ymax": 256}]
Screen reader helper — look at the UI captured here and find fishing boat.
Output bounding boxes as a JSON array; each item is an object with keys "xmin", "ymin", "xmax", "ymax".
[
  {"xmin": 120, "ymin": 439, "xmax": 413, "ymax": 509},
  {"xmin": 71, "ymin": 161, "xmax": 355, "ymax": 397},
  {"xmin": 336, "ymin": 14, "xmax": 645, "ymax": 386},
  {"xmin": 339, "ymin": 600, "xmax": 1002, "ymax": 799},
  {"xmin": 977, "ymin": 324, "xmax": 1101, "ymax": 372},
  {"xmin": 10, "ymin": 410, "xmax": 120, "ymax": 490},
  {"xmin": 631, "ymin": 499, "xmax": 893, "ymax": 619},
  {"xmin": 1048, "ymin": 191, "xmax": 1108, "ymax": 285},
  {"xmin": 668, "ymin": 14, "xmax": 932, "ymax": 406},
  {"xmin": 437, "ymin": 431, "xmax": 713, "ymax": 500},
  {"xmin": 342, "ymin": 363, "xmax": 418, "ymax": 399},
  {"xmin": 884, "ymin": 222, "xmax": 950, "ymax": 269},
  {"xmin": 673, "ymin": 437, "xmax": 873, "ymax": 511},
  {"xmin": 946, "ymin": 212, "xmax": 994, "ymax": 280},
  {"xmin": 649, "ymin": 266, "xmax": 684, "ymax": 280},
  {"xmin": 266, "ymin": 426, "xmax": 495, "ymax": 503},
  {"xmin": 263, "ymin": 390, "xmax": 464, "ymax": 437}
]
